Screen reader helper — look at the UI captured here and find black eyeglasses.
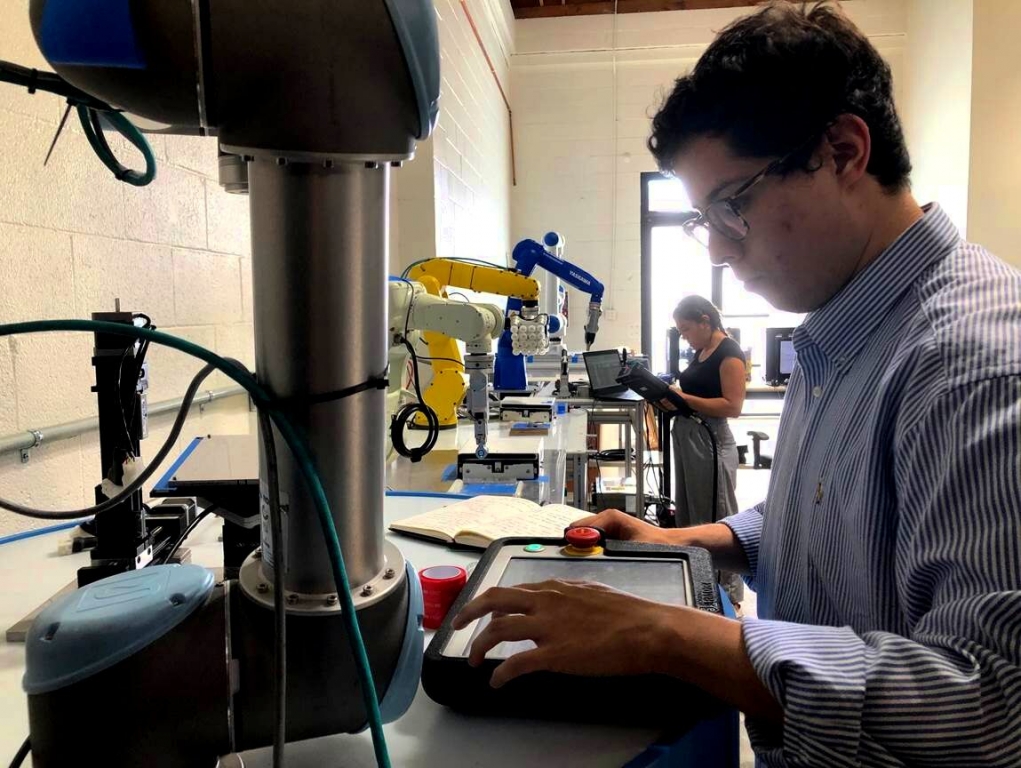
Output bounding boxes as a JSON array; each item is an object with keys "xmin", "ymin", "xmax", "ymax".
[{"xmin": 682, "ymin": 133, "xmax": 824, "ymax": 248}]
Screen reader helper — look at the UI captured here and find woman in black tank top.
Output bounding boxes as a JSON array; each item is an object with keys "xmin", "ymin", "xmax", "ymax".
[{"xmin": 667, "ymin": 296, "xmax": 747, "ymax": 606}]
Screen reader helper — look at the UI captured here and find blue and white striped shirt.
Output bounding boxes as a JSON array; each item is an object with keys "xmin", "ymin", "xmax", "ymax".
[{"xmin": 723, "ymin": 204, "xmax": 1021, "ymax": 767}]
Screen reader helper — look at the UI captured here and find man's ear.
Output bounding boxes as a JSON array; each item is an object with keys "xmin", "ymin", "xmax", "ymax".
[{"xmin": 825, "ymin": 113, "xmax": 871, "ymax": 187}]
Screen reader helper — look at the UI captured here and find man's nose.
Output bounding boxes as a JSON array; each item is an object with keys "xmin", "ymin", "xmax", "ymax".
[{"xmin": 707, "ymin": 231, "xmax": 741, "ymax": 266}]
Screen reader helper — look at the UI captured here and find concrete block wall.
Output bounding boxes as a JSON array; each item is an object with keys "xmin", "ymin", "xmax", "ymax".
[
  {"xmin": 968, "ymin": 0, "xmax": 1021, "ymax": 267},
  {"xmin": 395, "ymin": 0, "xmax": 516, "ymax": 274},
  {"xmin": 0, "ymin": 0, "xmax": 516, "ymax": 535},
  {"xmin": 511, "ymin": 1, "xmax": 909, "ymax": 353},
  {"xmin": 434, "ymin": 0, "xmax": 515, "ymax": 265},
  {"xmin": 0, "ymin": 3, "xmax": 253, "ymax": 535}
]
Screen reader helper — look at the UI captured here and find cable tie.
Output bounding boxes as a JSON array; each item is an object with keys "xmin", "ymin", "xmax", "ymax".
[{"xmin": 273, "ymin": 370, "xmax": 389, "ymax": 410}]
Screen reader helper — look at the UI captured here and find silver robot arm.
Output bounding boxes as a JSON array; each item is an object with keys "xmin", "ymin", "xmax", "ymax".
[{"xmin": 23, "ymin": 2, "xmax": 442, "ymax": 765}]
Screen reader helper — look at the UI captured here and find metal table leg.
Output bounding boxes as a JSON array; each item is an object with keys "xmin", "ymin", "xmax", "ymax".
[{"xmin": 634, "ymin": 402, "xmax": 644, "ymax": 517}]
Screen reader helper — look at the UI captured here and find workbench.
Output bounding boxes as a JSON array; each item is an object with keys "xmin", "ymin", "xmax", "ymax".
[
  {"xmin": 0, "ymin": 494, "xmax": 739, "ymax": 767},
  {"xmin": 386, "ymin": 411, "xmax": 589, "ymax": 506},
  {"xmin": 559, "ymin": 398, "xmax": 648, "ymax": 514}
]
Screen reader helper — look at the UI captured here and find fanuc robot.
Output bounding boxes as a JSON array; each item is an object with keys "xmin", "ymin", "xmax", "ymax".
[{"xmin": 386, "ymin": 277, "xmax": 504, "ymax": 460}]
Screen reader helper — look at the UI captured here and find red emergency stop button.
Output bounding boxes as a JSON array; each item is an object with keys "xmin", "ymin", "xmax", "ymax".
[{"xmin": 565, "ymin": 527, "xmax": 602, "ymax": 549}]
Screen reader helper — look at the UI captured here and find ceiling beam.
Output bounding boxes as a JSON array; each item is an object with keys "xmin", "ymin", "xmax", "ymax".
[{"xmin": 512, "ymin": 0, "xmax": 763, "ymax": 19}]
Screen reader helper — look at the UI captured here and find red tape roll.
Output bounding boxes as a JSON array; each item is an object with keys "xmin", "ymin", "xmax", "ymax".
[{"xmin": 419, "ymin": 565, "xmax": 468, "ymax": 630}]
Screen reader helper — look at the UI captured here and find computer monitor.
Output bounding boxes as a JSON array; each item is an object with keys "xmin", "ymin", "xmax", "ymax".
[
  {"xmin": 582, "ymin": 349, "xmax": 625, "ymax": 394},
  {"xmin": 765, "ymin": 327, "xmax": 796, "ymax": 386}
]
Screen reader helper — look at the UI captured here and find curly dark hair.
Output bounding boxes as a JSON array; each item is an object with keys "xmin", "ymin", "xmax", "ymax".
[{"xmin": 647, "ymin": 1, "xmax": 911, "ymax": 191}]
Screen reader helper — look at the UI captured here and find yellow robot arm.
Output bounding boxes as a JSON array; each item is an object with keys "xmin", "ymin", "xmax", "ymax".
[
  {"xmin": 407, "ymin": 260, "xmax": 540, "ymax": 301},
  {"xmin": 404, "ymin": 260, "xmax": 542, "ymax": 429}
]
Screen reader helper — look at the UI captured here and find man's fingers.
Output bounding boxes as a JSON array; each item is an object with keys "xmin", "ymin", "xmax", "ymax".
[
  {"xmin": 452, "ymin": 587, "xmax": 537, "ymax": 629},
  {"xmin": 512, "ymin": 579, "xmax": 567, "ymax": 592},
  {"xmin": 571, "ymin": 508, "xmax": 624, "ymax": 532},
  {"xmin": 468, "ymin": 616, "xmax": 541, "ymax": 667},
  {"xmin": 571, "ymin": 512, "xmax": 607, "ymax": 527},
  {"xmin": 513, "ymin": 579, "xmax": 598, "ymax": 593},
  {"xmin": 491, "ymin": 649, "xmax": 552, "ymax": 689}
]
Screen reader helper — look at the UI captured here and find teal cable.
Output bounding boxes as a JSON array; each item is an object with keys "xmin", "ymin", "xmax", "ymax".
[
  {"xmin": 76, "ymin": 106, "xmax": 156, "ymax": 187},
  {"xmin": 0, "ymin": 320, "xmax": 391, "ymax": 768}
]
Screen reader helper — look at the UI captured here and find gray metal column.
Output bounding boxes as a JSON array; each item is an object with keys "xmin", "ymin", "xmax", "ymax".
[{"xmin": 249, "ymin": 158, "xmax": 389, "ymax": 593}]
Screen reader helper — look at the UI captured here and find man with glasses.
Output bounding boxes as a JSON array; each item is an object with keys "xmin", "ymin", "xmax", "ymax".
[{"xmin": 455, "ymin": 2, "xmax": 1021, "ymax": 765}]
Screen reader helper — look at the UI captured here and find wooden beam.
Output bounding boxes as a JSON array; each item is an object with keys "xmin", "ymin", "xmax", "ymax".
[{"xmin": 512, "ymin": 0, "xmax": 763, "ymax": 19}]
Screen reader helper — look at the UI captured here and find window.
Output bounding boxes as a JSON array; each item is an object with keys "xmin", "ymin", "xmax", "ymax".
[{"xmin": 641, "ymin": 173, "xmax": 803, "ymax": 379}]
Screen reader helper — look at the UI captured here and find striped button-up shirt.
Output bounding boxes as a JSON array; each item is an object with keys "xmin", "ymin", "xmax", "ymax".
[{"xmin": 723, "ymin": 204, "xmax": 1021, "ymax": 767}]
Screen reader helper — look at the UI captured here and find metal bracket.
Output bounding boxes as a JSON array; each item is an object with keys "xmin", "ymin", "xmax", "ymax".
[{"xmin": 20, "ymin": 431, "xmax": 44, "ymax": 464}]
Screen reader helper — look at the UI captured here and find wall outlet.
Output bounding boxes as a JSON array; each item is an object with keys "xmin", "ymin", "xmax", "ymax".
[{"xmin": 604, "ymin": 308, "xmax": 618, "ymax": 321}]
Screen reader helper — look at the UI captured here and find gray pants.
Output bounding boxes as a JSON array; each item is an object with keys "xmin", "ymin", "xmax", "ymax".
[{"xmin": 672, "ymin": 416, "xmax": 744, "ymax": 604}]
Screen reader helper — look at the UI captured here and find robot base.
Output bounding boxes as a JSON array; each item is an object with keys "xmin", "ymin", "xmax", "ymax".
[{"xmin": 25, "ymin": 566, "xmax": 418, "ymax": 767}]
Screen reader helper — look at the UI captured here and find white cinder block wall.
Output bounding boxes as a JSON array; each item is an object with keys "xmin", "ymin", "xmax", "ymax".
[
  {"xmin": 510, "ymin": 1, "xmax": 910, "ymax": 353},
  {"xmin": 0, "ymin": 0, "xmax": 516, "ymax": 535},
  {"xmin": 395, "ymin": 0, "xmax": 516, "ymax": 273},
  {"xmin": 968, "ymin": 0, "xmax": 1021, "ymax": 268},
  {"xmin": 902, "ymin": 0, "xmax": 973, "ymax": 234},
  {"xmin": 0, "ymin": 4, "xmax": 254, "ymax": 536},
  {"xmin": 435, "ymin": 0, "xmax": 515, "ymax": 264}
]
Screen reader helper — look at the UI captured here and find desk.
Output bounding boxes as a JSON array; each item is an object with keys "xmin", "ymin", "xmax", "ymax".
[
  {"xmin": 561, "ymin": 398, "xmax": 646, "ymax": 514},
  {"xmin": 386, "ymin": 412, "xmax": 589, "ymax": 507},
  {"xmin": 0, "ymin": 495, "xmax": 738, "ymax": 767},
  {"xmin": 744, "ymin": 383, "xmax": 786, "ymax": 399}
]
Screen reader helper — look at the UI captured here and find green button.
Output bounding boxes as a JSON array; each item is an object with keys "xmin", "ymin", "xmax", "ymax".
[{"xmin": 524, "ymin": 544, "xmax": 545, "ymax": 553}]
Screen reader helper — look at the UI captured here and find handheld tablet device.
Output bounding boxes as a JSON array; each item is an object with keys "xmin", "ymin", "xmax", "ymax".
[
  {"xmin": 616, "ymin": 361, "xmax": 694, "ymax": 418},
  {"xmin": 422, "ymin": 528, "xmax": 725, "ymax": 726}
]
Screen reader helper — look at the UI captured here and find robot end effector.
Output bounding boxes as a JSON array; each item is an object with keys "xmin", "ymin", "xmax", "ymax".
[{"xmin": 583, "ymin": 302, "xmax": 601, "ymax": 351}]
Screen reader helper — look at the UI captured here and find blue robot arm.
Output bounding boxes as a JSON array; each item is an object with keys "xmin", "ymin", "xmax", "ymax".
[
  {"xmin": 493, "ymin": 232, "xmax": 606, "ymax": 392},
  {"xmin": 511, "ymin": 234, "xmax": 604, "ymax": 349}
]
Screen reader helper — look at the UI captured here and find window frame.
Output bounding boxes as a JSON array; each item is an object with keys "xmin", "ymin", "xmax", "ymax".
[{"xmin": 640, "ymin": 171, "xmax": 723, "ymax": 359}]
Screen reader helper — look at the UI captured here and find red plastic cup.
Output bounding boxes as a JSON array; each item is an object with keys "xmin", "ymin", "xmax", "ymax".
[{"xmin": 419, "ymin": 565, "xmax": 468, "ymax": 630}]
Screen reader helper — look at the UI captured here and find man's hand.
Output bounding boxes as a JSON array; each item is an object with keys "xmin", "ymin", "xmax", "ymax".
[
  {"xmin": 452, "ymin": 577, "xmax": 783, "ymax": 722},
  {"xmin": 574, "ymin": 509, "xmax": 751, "ymax": 572},
  {"xmin": 571, "ymin": 508, "xmax": 673, "ymax": 544},
  {"xmin": 451, "ymin": 579, "xmax": 676, "ymax": 688}
]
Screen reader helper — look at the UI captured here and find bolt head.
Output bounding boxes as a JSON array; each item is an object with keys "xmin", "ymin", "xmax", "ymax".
[
  {"xmin": 286, "ymin": 593, "xmax": 299, "ymax": 605},
  {"xmin": 257, "ymin": 583, "xmax": 269, "ymax": 594},
  {"xmin": 384, "ymin": 568, "xmax": 396, "ymax": 579},
  {"xmin": 360, "ymin": 585, "xmax": 374, "ymax": 597},
  {"xmin": 326, "ymin": 594, "xmax": 339, "ymax": 605}
]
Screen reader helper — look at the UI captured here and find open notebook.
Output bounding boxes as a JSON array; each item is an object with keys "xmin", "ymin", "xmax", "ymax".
[{"xmin": 389, "ymin": 496, "xmax": 589, "ymax": 549}]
